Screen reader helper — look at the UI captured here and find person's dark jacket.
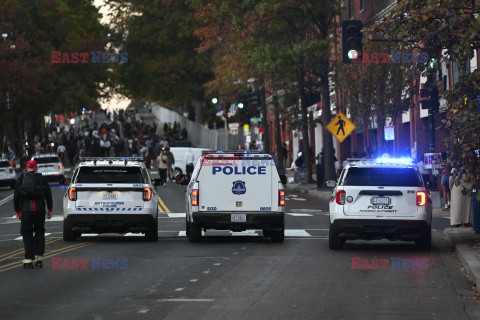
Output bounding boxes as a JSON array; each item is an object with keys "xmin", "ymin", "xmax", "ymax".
[{"xmin": 14, "ymin": 172, "xmax": 53, "ymax": 213}]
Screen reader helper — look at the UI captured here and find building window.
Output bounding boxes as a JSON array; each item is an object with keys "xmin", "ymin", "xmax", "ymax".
[
  {"xmin": 349, "ymin": 0, "xmax": 354, "ymax": 19},
  {"xmin": 360, "ymin": 0, "xmax": 366, "ymax": 11}
]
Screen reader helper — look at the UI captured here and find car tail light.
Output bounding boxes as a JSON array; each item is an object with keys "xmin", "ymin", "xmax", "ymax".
[
  {"xmin": 143, "ymin": 188, "xmax": 152, "ymax": 201},
  {"xmin": 335, "ymin": 190, "xmax": 346, "ymax": 205},
  {"xmin": 58, "ymin": 163, "xmax": 63, "ymax": 170},
  {"xmin": 416, "ymin": 191, "xmax": 427, "ymax": 206},
  {"xmin": 68, "ymin": 188, "xmax": 77, "ymax": 201},
  {"xmin": 279, "ymin": 190, "xmax": 285, "ymax": 206},
  {"xmin": 191, "ymin": 189, "xmax": 199, "ymax": 206}
]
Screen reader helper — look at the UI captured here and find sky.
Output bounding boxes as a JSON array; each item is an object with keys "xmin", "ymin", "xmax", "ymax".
[{"xmin": 94, "ymin": 0, "xmax": 132, "ymax": 112}]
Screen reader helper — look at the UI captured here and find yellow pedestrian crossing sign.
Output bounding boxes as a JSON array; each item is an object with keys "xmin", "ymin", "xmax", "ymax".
[{"xmin": 326, "ymin": 112, "xmax": 356, "ymax": 143}]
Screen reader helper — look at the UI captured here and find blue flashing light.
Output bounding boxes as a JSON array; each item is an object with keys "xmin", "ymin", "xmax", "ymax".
[{"xmin": 82, "ymin": 107, "xmax": 86, "ymax": 111}]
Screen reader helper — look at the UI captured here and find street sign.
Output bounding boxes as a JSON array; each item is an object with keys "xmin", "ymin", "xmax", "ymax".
[
  {"xmin": 384, "ymin": 125, "xmax": 394, "ymax": 141},
  {"xmin": 250, "ymin": 117, "xmax": 261, "ymax": 124},
  {"xmin": 326, "ymin": 111, "xmax": 356, "ymax": 142}
]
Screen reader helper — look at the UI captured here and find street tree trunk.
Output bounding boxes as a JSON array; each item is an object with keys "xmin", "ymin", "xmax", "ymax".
[
  {"xmin": 299, "ymin": 79, "xmax": 314, "ymax": 184},
  {"xmin": 260, "ymin": 84, "xmax": 270, "ymax": 154},
  {"xmin": 320, "ymin": 69, "xmax": 336, "ymax": 183},
  {"xmin": 272, "ymin": 92, "xmax": 284, "ymax": 175}
]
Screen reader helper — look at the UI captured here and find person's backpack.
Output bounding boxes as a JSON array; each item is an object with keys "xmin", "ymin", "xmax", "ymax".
[
  {"xmin": 19, "ymin": 173, "xmax": 44, "ymax": 199},
  {"xmin": 295, "ymin": 156, "xmax": 304, "ymax": 168}
]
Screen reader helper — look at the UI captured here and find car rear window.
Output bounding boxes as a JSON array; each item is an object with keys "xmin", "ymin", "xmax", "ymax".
[
  {"xmin": 35, "ymin": 157, "xmax": 61, "ymax": 164},
  {"xmin": 342, "ymin": 167, "xmax": 422, "ymax": 187},
  {"xmin": 0, "ymin": 161, "xmax": 10, "ymax": 168},
  {"xmin": 76, "ymin": 167, "xmax": 146, "ymax": 184}
]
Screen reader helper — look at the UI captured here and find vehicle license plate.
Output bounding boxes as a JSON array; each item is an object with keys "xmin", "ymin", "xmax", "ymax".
[
  {"xmin": 231, "ymin": 214, "xmax": 246, "ymax": 222},
  {"xmin": 371, "ymin": 197, "xmax": 390, "ymax": 205},
  {"xmin": 103, "ymin": 193, "xmax": 118, "ymax": 200}
]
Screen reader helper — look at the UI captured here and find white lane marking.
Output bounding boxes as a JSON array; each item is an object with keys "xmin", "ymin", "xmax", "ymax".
[
  {"xmin": 287, "ymin": 213, "xmax": 313, "ymax": 217},
  {"xmin": 284, "ymin": 229, "xmax": 311, "ymax": 237},
  {"xmin": 190, "ymin": 279, "xmax": 198, "ymax": 282},
  {"xmin": 178, "ymin": 231, "xmax": 187, "ymax": 237},
  {"xmin": 15, "ymin": 233, "xmax": 51, "ymax": 240},
  {"xmin": 167, "ymin": 213, "xmax": 186, "ymax": 218},
  {"xmin": 213, "ymin": 263, "xmax": 221, "ymax": 266},
  {"xmin": 158, "ymin": 299, "xmax": 214, "ymax": 302},
  {"xmin": 174, "ymin": 288, "xmax": 185, "ymax": 292},
  {"xmin": 124, "ymin": 233, "xmax": 143, "ymax": 237},
  {"xmin": 0, "ymin": 194, "xmax": 14, "ymax": 206},
  {"xmin": 138, "ymin": 309, "xmax": 149, "ymax": 314},
  {"xmin": 202, "ymin": 270, "xmax": 210, "ymax": 274},
  {"xmin": 81, "ymin": 233, "xmax": 100, "ymax": 237}
]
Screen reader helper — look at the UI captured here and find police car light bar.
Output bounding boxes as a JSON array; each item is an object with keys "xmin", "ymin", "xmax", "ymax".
[
  {"xmin": 79, "ymin": 157, "xmax": 144, "ymax": 165},
  {"xmin": 375, "ymin": 157, "xmax": 414, "ymax": 165},
  {"xmin": 201, "ymin": 150, "xmax": 264, "ymax": 155}
]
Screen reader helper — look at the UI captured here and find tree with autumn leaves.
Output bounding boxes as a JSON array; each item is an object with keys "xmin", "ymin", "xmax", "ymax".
[
  {"xmin": 367, "ymin": 0, "xmax": 480, "ymax": 199},
  {"xmin": 191, "ymin": 0, "xmax": 340, "ymax": 182},
  {"xmin": 0, "ymin": 0, "xmax": 109, "ymax": 140}
]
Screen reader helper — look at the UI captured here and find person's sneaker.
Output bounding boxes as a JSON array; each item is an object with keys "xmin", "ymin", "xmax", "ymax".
[
  {"xmin": 35, "ymin": 256, "xmax": 43, "ymax": 269},
  {"xmin": 23, "ymin": 259, "xmax": 34, "ymax": 269},
  {"xmin": 445, "ymin": 204, "xmax": 449, "ymax": 209}
]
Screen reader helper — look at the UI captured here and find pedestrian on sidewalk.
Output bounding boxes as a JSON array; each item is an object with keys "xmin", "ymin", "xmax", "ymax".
[
  {"xmin": 441, "ymin": 156, "xmax": 451, "ymax": 209},
  {"xmin": 164, "ymin": 146, "xmax": 175, "ymax": 181},
  {"xmin": 449, "ymin": 169, "xmax": 473, "ymax": 227},
  {"xmin": 14, "ymin": 160, "xmax": 53, "ymax": 269}
]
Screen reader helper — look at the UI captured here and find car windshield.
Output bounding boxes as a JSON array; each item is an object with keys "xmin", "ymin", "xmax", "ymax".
[
  {"xmin": 0, "ymin": 161, "xmax": 10, "ymax": 168},
  {"xmin": 35, "ymin": 157, "xmax": 61, "ymax": 164},
  {"xmin": 76, "ymin": 166, "xmax": 145, "ymax": 184},
  {"xmin": 342, "ymin": 167, "xmax": 422, "ymax": 187}
]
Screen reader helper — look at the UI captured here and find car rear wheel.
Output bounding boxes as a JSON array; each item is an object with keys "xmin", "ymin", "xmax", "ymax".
[
  {"xmin": 329, "ymin": 224, "xmax": 345, "ymax": 250},
  {"xmin": 145, "ymin": 220, "xmax": 159, "ymax": 242},
  {"xmin": 415, "ymin": 226, "xmax": 431, "ymax": 251},
  {"xmin": 188, "ymin": 221, "xmax": 202, "ymax": 242},
  {"xmin": 63, "ymin": 223, "xmax": 77, "ymax": 242}
]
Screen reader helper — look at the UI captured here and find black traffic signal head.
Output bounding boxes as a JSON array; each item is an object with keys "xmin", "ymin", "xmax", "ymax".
[{"xmin": 342, "ymin": 20, "xmax": 363, "ymax": 63}]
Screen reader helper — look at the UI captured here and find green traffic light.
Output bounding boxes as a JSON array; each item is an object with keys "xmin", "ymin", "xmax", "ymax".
[
  {"xmin": 212, "ymin": 98, "xmax": 218, "ymax": 104},
  {"xmin": 347, "ymin": 50, "xmax": 359, "ymax": 60},
  {"xmin": 238, "ymin": 103, "xmax": 244, "ymax": 109}
]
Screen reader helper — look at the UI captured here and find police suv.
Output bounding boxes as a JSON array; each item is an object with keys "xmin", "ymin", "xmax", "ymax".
[
  {"xmin": 178, "ymin": 151, "xmax": 286, "ymax": 242},
  {"xmin": 327, "ymin": 158, "xmax": 432, "ymax": 250},
  {"xmin": 63, "ymin": 157, "xmax": 163, "ymax": 241},
  {"xmin": 32, "ymin": 154, "xmax": 66, "ymax": 184},
  {"xmin": 0, "ymin": 158, "xmax": 16, "ymax": 189}
]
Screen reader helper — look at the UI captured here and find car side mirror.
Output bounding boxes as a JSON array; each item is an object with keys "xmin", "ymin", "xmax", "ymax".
[
  {"xmin": 326, "ymin": 180, "xmax": 336, "ymax": 188},
  {"xmin": 153, "ymin": 178, "xmax": 165, "ymax": 187},
  {"xmin": 175, "ymin": 174, "xmax": 190, "ymax": 186},
  {"xmin": 279, "ymin": 174, "xmax": 287, "ymax": 185}
]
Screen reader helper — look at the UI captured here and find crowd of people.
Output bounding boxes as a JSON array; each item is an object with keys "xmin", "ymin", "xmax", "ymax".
[{"xmin": 1, "ymin": 108, "xmax": 188, "ymax": 172}]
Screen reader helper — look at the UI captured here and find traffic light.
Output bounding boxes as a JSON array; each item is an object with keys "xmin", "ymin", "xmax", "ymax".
[
  {"xmin": 429, "ymin": 85, "xmax": 439, "ymax": 112},
  {"xmin": 420, "ymin": 88, "xmax": 431, "ymax": 110},
  {"xmin": 211, "ymin": 97, "xmax": 218, "ymax": 104},
  {"xmin": 342, "ymin": 20, "xmax": 363, "ymax": 63},
  {"xmin": 238, "ymin": 103, "xmax": 244, "ymax": 109}
]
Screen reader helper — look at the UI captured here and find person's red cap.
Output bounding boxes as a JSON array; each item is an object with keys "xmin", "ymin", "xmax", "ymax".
[{"xmin": 25, "ymin": 160, "xmax": 37, "ymax": 170}]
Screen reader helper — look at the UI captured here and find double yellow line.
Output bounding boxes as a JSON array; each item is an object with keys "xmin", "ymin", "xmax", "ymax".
[
  {"xmin": 0, "ymin": 239, "xmax": 94, "ymax": 273},
  {"xmin": 157, "ymin": 196, "xmax": 170, "ymax": 213}
]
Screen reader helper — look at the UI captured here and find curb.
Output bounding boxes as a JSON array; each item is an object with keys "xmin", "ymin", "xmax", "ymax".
[{"xmin": 445, "ymin": 231, "xmax": 480, "ymax": 288}]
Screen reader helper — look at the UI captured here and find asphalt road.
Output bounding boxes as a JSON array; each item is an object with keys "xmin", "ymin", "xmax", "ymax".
[{"xmin": 0, "ymin": 170, "xmax": 479, "ymax": 320}]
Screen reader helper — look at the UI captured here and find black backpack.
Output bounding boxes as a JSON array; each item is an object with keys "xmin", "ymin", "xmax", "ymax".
[{"xmin": 19, "ymin": 173, "xmax": 44, "ymax": 199}]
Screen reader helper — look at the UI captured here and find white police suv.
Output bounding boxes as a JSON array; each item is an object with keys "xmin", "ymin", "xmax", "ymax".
[
  {"xmin": 178, "ymin": 151, "xmax": 287, "ymax": 242},
  {"xmin": 32, "ymin": 154, "xmax": 66, "ymax": 184},
  {"xmin": 63, "ymin": 157, "xmax": 163, "ymax": 241},
  {"xmin": 327, "ymin": 158, "xmax": 432, "ymax": 250},
  {"xmin": 0, "ymin": 158, "xmax": 16, "ymax": 189}
]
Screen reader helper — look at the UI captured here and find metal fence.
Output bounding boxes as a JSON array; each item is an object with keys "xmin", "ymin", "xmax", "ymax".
[{"xmin": 151, "ymin": 104, "xmax": 245, "ymax": 150}]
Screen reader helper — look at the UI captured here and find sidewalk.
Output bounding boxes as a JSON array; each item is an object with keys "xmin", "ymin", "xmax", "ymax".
[{"xmin": 284, "ymin": 169, "xmax": 480, "ymax": 288}]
